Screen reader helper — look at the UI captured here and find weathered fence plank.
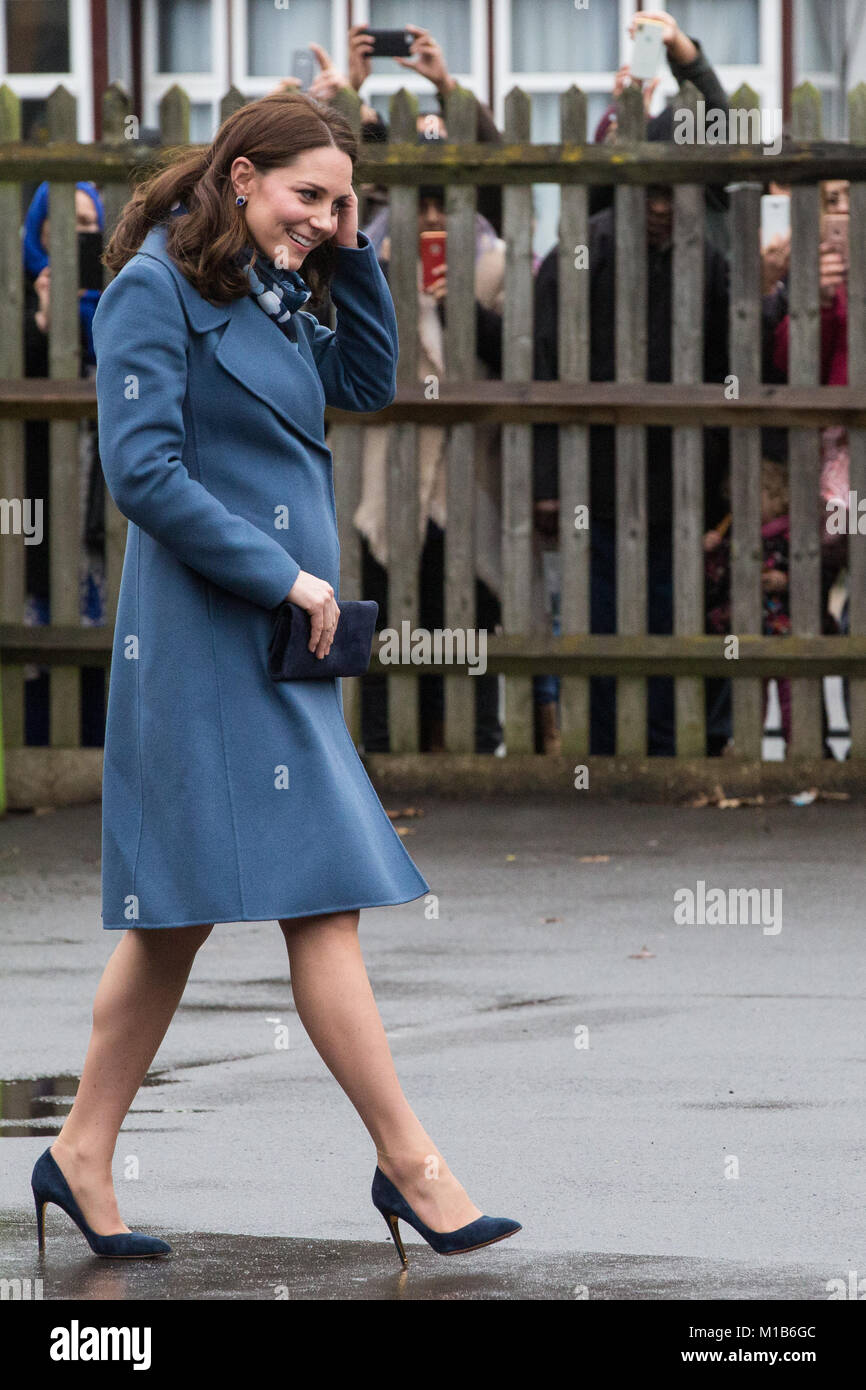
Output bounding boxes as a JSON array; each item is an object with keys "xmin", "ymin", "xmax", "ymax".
[
  {"xmin": 501, "ymin": 86, "xmax": 534, "ymax": 754},
  {"xmin": 385, "ymin": 88, "xmax": 421, "ymax": 753},
  {"xmin": 672, "ymin": 80, "xmax": 707, "ymax": 758},
  {"xmin": 557, "ymin": 85, "xmax": 590, "ymax": 758},
  {"xmin": 788, "ymin": 82, "xmax": 824, "ymax": 757},
  {"xmin": 46, "ymin": 86, "xmax": 81, "ymax": 749},
  {"xmin": 614, "ymin": 85, "xmax": 648, "ymax": 756},
  {"xmin": 728, "ymin": 180, "xmax": 764, "ymax": 759},
  {"xmin": 442, "ymin": 83, "xmax": 478, "ymax": 754}
]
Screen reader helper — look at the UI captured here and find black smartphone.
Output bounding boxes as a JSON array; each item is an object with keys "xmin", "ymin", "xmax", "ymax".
[
  {"xmin": 78, "ymin": 230, "xmax": 104, "ymax": 291},
  {"xmin": 292, "ymin": 48, "xmax": 316, "ymax": 91},
  {"xmin": 362, "ymin": 28, "xmax": 414, "ymax": 58}
]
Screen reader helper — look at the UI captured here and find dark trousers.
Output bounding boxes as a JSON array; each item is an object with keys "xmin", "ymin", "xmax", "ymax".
[
  {"xmin": 590, "ymin": 518, "xmax": 675, "ymax": 756},
  {"xmin": 360, "ymin": 519, "xmax": 503, "ymax": 752}
]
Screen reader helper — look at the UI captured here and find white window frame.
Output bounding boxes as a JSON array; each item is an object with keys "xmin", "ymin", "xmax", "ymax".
[
  {"xmin": 232, "ymin": 0, "xmax": 348, "ymax": 97},
  {"xmin": 493, "ymin": 0, "xmax": 636, "ymax": 135},
  {"xmin": 0, "ymin": 0, "xmax": 93, "ymax": 140},
  {"xmin": 142, "ymin": 0, "xmax": 229, "ymax": 137},
  {"xmin": 493, "ymin": 0, "xmax": 782, "ymax": 135},
  {"xmin": 654, "ymin": 0, "xmax": 782, "ymax": 119},
  {"xmin": 794, "ymin": 0, "xmax": 849, "ymax": 138}
]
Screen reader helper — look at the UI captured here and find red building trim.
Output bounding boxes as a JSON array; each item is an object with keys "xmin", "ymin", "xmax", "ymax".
[
  {"xmin": 130, "ymin": 0, "xmax": 143, "ymax": 123},
  {"xmin": 90, "ymin": 0, "xmax": 108, "ymax": 138},
  {"xmin": 781, "ymin": 0, "xmax": 793, "ymax": 127}
]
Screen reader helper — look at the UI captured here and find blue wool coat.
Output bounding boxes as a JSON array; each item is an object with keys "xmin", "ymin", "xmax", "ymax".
[{"xmin": 92, "ymin": 221, "xmax": 430, "ymax": 929}]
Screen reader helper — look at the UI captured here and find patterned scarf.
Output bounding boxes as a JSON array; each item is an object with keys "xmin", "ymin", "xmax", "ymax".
[{"xmin": 234, "ymin": 245, "xmax": 313, "ymax": 342}]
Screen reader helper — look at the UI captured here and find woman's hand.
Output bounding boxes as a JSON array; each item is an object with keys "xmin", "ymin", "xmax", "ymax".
[
  {"xmin": 819, "ymin": 241, "xmax": 847, "ymax": 307},
  {"xmin": 286, "ymin": 570, "xmax": 341, "ymax": 659},
  {"xmin": 762, "ymin": 568, "xmax": 788, "ymax": 593},
  {"xmin": 612, "ymin": 62, "xmax": 660, "ymax": 114},
  {"xmin": 34, "ymin": 265, "xmax": 51, "ymax": 333},
  {"xmin": 761, "ymin": 231, "xmax": 791, "ymax": 294},
  {"xmin": 426, "ymin": 262, "xmax": 447, "ymax": 304},
  {"xmin": 628, "ymin": 9, "xmax": 698, "ymax": 66},
  {"xmin": 348, "ymin": 24, "xmax": 375, "ymax": 90},
  {"xmin": 394, "ymin": 25, "xmax": 453, "ymax": 93},
  {"xmin": 306, "ymin": 42, "xmax": 348, "ymax": 103},
  {"xmin": 334, "ymin": 187, "xmax": 360, "ymax": 248}
]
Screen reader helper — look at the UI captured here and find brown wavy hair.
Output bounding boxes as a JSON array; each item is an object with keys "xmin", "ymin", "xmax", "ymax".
[{"xmin": 103, "ymin": 90, "xmax": 358, "ymax": 306}]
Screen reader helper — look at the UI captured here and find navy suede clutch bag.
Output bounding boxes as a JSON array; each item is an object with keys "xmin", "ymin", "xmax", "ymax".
[{"xmin": 268, "ymin": 599, "xmax": 379, "ymax": 681}]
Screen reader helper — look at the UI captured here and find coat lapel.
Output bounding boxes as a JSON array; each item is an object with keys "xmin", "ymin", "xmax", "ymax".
[{"xmin": 136, "ymin": 225, "xmax": 327, "ymax": 446}]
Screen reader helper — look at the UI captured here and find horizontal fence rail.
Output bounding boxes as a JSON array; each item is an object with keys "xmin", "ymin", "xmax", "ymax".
[{"xmin": 1, "ymin": 77, "xmax": 865, "ymax": 805}]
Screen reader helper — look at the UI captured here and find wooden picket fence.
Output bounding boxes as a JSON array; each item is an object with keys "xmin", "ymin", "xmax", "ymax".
[{"xmin": 1, "ymin": 77, "xmax": 866, "ymax": 806}]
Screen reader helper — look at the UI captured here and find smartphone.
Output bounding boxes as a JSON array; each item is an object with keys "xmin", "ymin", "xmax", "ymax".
[
  {"xmin": 78, "ymin": 230, "xmax": 104, "ymax": 291},
  {"xmin": 362, "ymin": 28, "xmax": 414, "ymax": 59},
  {"xmin": 292, "ymin": 48, "xmax": 316, "ymax": 91},
  {"xmin": 630, "ymin": 18, "xmax": 666, "ymax": 81},
  {"xmin": 760, "ymin": 193, "xmax": 790, "ymax": 247},
  {"xmin": 420, "ymin": 230, "xmax": 446, "ymax": 293},
  {"xmin": 821, "ymin": 212, "xmax": 849, "ymax": 268}
]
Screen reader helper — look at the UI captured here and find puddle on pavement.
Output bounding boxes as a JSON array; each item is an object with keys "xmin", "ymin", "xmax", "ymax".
[{"xmin": 0, "ymin": 1072, "xmax": 211, "ymax": 1137}]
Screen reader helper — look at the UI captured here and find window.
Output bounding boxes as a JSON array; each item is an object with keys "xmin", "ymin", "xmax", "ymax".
[
  {"xmin": 511, "ymin": 0, "xmax": 618, "ymax": 74},
  {"xmin": 157, "ymin": 0, "xmax": 211, "ymax": 74},
  {"xmin": 143, "ymin": 0, "xmax": 227, "ymax": 141},
  {"xmin": 0, "ymin": 0, "xmax": 92, "ymax": 139},
  {"xmin": 495, "ymin": 0, "xmax": 638, "ymax": 258},
  {"xmin": 5, "ymin": 0, "xmax": 69, "ymax": 73},
  {"xmin": 234, "ymin": 0, "xmax": 342, "ymax": 97},
  {"xmin": 794, "ymin": 0, "xmax": 848, "ymax": 137},
  {"xmin": 665, "ymin": 0, "xmax": 760, "ymax": 66}
]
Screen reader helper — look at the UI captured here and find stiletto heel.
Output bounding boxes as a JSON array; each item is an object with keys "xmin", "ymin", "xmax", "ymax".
[
  {"xmin": 34, "ymin": 1192, "xmax": 46, "ymax": 1253},
  {"xmin": 372, "ymin": 1166, "xmax": 521, "ymax": 1267},
  {"xmin": 30, "ymin": 1146, "xmax": 171, "ymax": 1258},
  {"xmin": 380, "ymin": 1208, "xmax": 408, "ymax": 1268}
]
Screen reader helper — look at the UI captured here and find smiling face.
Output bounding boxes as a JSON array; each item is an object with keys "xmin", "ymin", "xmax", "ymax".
[{"xmin": 230, "ymin": 146, "xmax": 353, "ymax": 266}]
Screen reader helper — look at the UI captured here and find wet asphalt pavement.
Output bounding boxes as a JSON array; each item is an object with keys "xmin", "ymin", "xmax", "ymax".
[{"xmin": 1, "ymin": 795, "xmax": 864, "ymax": 1300}]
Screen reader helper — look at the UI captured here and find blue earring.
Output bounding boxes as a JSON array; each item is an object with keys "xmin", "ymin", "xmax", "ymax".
[{"xmin": 235, "ymin": 194, "xmax": 247, "ymax": 207}]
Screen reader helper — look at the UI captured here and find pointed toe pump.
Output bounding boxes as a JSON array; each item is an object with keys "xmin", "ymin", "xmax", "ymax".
[
  {"xmin": 31, "ymin": 1147, "xmax": 172, "ymax": 1258},
  {"xmin": 372, "ymin": 1166, "xmax": 521, "ymax": 1268}
]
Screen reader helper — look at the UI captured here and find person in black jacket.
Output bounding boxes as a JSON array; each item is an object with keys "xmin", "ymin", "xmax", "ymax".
[
  {"xmin": 592, "ymin": 12, "xmax": 730, "ymax": 252},
  {"xmin": 532, "ymin": 191, "xmax": 730, "ymax": 755}
]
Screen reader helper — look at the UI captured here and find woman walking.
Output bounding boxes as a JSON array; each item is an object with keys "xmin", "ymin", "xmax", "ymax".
[{"xmin": 30, "ymin": 90, "xmax": 520, "ymax": 1268}]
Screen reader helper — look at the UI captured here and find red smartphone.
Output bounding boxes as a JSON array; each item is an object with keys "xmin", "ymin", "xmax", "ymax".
[{"xmin": 420, "ymin": 230, "xmax": 446, "ymax": 292}]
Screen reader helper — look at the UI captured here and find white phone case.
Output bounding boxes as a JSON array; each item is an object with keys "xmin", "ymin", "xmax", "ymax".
[{"xmin": 631, "ymin": 20, "xmax": 666, "ymax": 81}]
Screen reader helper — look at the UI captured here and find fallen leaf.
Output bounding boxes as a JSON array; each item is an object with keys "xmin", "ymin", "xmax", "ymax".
[
  {"xmin": 629, "ymin": 946, "xmax": 656, "ymax": 959},
  {"xmin": 579, "ymin": 854, "xmax": 610, "ymax": 863}
]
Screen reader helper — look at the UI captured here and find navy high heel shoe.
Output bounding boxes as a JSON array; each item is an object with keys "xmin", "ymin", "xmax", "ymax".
[
  {"xmin": 372, "ymin": 1165, "xmax": 521, "ymax": 1268},
  {"xmin": 31, "ymin": 1146, "xmax": 171, "ymax": 1258}
]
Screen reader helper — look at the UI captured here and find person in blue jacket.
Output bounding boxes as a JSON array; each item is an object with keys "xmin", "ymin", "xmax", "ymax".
[{"xmin": 30, "ymin": 90, "xmax": 520, "ymax": 1266}]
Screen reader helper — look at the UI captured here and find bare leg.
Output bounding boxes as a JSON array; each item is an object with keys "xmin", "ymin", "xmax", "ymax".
[
  {"xmin": 49, "ymin": 922, "xmax": 213, "ymax": 1235},
  {"xmin": 279, "ymin": 910, "xmax": 484, "ymax": 1233}
]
